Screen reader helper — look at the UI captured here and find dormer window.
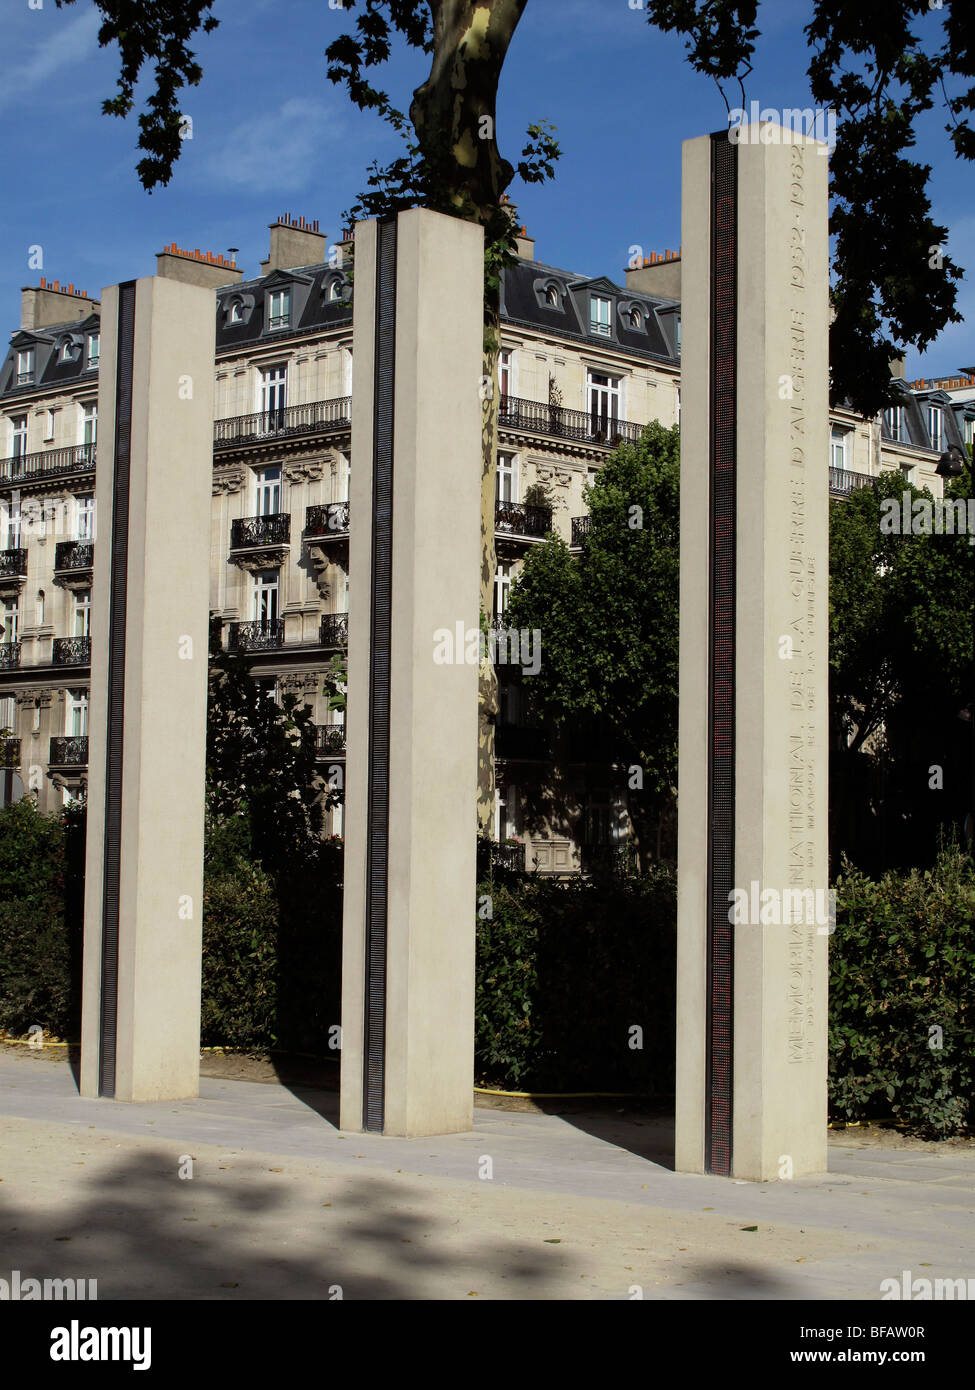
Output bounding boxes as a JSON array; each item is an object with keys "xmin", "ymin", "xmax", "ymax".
[
  {"xmin": 883, "ymin": 404, "xmax": 906, "ymax": 443},
  {"xmin": 629, "ymin": 308, "xmax": 642, "ymax": 329},
  {"xmin": 16, "ymin": 349, "xmax": 34, "ymax": 385},
  {"xmin": 86, "ymin": 333, "xmax": 99, "ymax": 369},
  {"xmin": 59, "ymin": 339, "xmax": 74, "ymax": 363},
  {"xmin": 534, "ymin": 278, "xmax": 564, "ymax": 312},
  {"xmin": 590, "ymin": 296, "xmax": 612, "ymax": 337},
  {"xmin": 926, "ymin": 405, "xmax": 943, "ymax": 452},
  {"xmin": 267, "ymin": 288, "xmax": 290, "ymax": 332},
  {"xmin": 545, "ymin": 285, "xmax": 559, "ymax": 307},
  {"xmin": 229, "ymin": 300, "xmax": 244, "ymax": 324},
  {"xmin": 327, "ymin": 279, "xmax": 344, "ymax": 302}
]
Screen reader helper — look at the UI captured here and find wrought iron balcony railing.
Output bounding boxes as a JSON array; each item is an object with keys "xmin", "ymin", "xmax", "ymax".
[
  {"xmin": 315, "ymin": 725, "xmax": 346, "ymax": 754},
  {"xmin": 213, "ymin": 397, "xmax": 352, "ymax": 450},
  {"xmin": 230, "ymin": 513, "xmax": 291, "ymax": 551},
  {"xmin": 570, "ymin": 516, "xmax": 594, "ymax": 548},
  {"xmin": 829, "ymin": 466, "xmax": 877, "ymax": 497},
  {"xmin": 0, "ymin": 642, "xmax": 21, "ymax": 670},
  {"xmin": 227, "ymin": 619, "xmax": 285, "ymax": 652},
  {"xmin": 53, "ymin": 636, "xmax": 91, "ymax": 666},
  {"xmin": 54, "ymin": 540, "xmax": 94, "ymax": 572},
  {"xmin": 0, "ymin": 548, "xmax": 27, "ymax": 577},
  {"xmin": 49, "ymin": 736, "xmax": 89, "ymax": 767},
  {"xmin": 476, "ymin": 838, "xmax": 526, "ymax": 877},
  {"xmin": 0, "ymin": 444, "xmax": 95, "ymax": 486},
  {"xmin": 1, "ymin": 738, "xmax": 19, "ymax": 768},
  {"xmin": 494, "ymin": 501, "xmax": 552, "ymax": 539},
  {"xmin": 320, "ymin": 613, "xmax": 349, "ymax": 648},
  {"xmin": 305, "ymin": 501, "xmax": 350, "ymax": 537},
  {"xmin": 499, "ymin": 394, "xmax": 645, "ymax": 448}
]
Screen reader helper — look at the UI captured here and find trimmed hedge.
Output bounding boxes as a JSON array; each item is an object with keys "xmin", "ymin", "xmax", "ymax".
[
  {"xmin": 0, "ymin": 800, "xmax": 84, "ymax": 1041},
  {"xmin": 475, "ymin": 866, "xmax": 678, "ymax": 1092},
  {"xmin": 829, "ymin": 846, "xmax": 975, "ymax": 1138}
]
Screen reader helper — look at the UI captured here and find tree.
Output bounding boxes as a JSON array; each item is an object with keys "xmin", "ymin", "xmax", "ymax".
[
  {"xmin": 206, "ymin": 619, "xmax": 329, "ymax": 877},
  {"xmin": 503, "ymin": 422, "xmax": 681, "ymax": 866},
  {"xmin": 829, "ymin": 465, "xmax": 974, "ymax": 868}
]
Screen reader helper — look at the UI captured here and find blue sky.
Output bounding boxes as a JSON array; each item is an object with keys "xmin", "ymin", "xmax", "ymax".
[{"xmin": 0, "ymin": 0, "xmax": 970, "ymax": 378}]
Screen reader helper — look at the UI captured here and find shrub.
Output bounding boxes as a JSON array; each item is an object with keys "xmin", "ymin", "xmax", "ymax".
[
  {"xmin": 829, "ymin": 846, "xmax": 975, "ymax": 1137},
  {"xmin": 475, "ymin": 866, "xmax": 677, "ymax": 1092}
]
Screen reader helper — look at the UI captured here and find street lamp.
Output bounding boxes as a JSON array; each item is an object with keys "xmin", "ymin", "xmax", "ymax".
[{"xmin": 935, "ymin": 444, "xmax": 975, "ymax": 851}]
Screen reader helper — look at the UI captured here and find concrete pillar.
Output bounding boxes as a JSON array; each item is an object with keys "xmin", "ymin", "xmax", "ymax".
[
  {"xmin": 340, "ymin": 209, "xmax": 483, "ymax": 1137},
  {"xmin": 676, "ymin": 125, "xmax": 830, "ymax": 1180},
  {"xmin": 80, "ymin": 276, "xmax": 215, "ymax": 1102}
]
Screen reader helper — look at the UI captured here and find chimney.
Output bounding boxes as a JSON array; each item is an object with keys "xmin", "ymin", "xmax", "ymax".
[
  {"xmin": 156, "ymin": 243, "xmax": 244, "ymax": 289},
  {"xmin": 260, "ymin": 214, "xmax": 327, "ymax": 274},
  {"xmin": 21, "ymin": 279, "xmax": 100, "ymax": 330},
  {"xmin": 624, "ymin": 248, "xmax": 681, "ymax": 300},
  {"xmin": 889, "ymin": 353, "xmax": 907, "ymax": 381},
  {"xmin": 514, "ymin": 222, "xmax": 535, "ymax": 261}
]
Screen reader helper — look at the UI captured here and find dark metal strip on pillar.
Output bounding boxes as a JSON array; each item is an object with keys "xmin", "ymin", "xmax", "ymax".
[
  {"xmin": 705, "ymin": 134, "xmax": 737, "ymax": 1175},
  {"xmin": 98, "ymin": 279, "xmax": 136, "ymax": 1099},
  {"xmin": 362, "ymin": 218, "xmax": 397, "ymax": 1132}
]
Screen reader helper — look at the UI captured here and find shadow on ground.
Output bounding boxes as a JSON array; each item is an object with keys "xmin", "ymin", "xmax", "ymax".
[{"xmin": 0, "ymin": 1148, "xmax": 560, "ymax": 1300}]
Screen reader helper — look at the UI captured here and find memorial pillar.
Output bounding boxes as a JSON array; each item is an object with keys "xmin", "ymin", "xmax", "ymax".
[
  {"xmin": 339, "ymin": 209, "xmax": 483, "ymax": 1137},
  {"xmin": 80, "ymin": 276, "xmax": 215, "ymax": 1101},
  {"xmin": 676, "ymin": 125, "xmax": 830, "ymax": 1179}
]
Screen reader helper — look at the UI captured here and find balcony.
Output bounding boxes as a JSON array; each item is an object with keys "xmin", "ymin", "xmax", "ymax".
[
  {"xmin": 53, "ymin": 539, "xmax": 94, "ymax": 590},
  {"xmin": 213, "ymin": 398, "xmax": 352, "ymax": 452},
  {"xmin": 499, "ymin": 395, "xmax": 645, "ymax": 450},
  {"xmin": 0, "ymin": 547, "xmax": 28, "ymax": 598},
  {"xmin": 227, "ymin": 619, "xmax": 284, "ymax": 653},
  {"xmin": 305, "ymin": 501, "xmax": 349, "ymax": 540},
  {"xmin": 49, "ymin": 736, "xmax": 89, "ymax": 768},
  {"xmin": 0, "ymin": 642, "xmax": 21, "ymax": 670},
  {"xmin": 1, "ymin": 738, "xmax": 19, "ymax": 768},
  {"xmin": 315, "ymin": 725, "xmax": 346, "ymax": 757},
  {"xmin": 494, "ymin": 500, "xmax": 552, "ymax": 548},
  {"xmin": 0, "ymin": 444, "xmax": 95, "ymax": 487},
  {"xmin": 53, "ymin": 636, "xmax": 91, "ymax": 666},
  {"xmin": 229, "ymin": 512, "xmax": 290, "ymax": 569},
  {"xmin": 830, "ymin": 466, "xmax": 877, "ymax": 498},
  {"xmin": 570, "ymin": 515, "xmax": 594, "ymax": 549},
  {"xmin": 319, "ymin": 613, "xmax": 349, "ymax": 648}
]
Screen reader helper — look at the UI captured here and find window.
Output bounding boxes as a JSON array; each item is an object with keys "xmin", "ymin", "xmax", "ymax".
[
  {"xmin": 76, "ymin": 494, "xmax": 95, "ymax": 540},
  {"xmin": 260, "ymin": 365, "xmax": 287, "ymax": 421},
  {"xmin": 229, "ymin": 300, "xmax": 243, "ymax": 324},
  {"xmin": 73, "ymin": 589, "xmax": 92, "ymax": 639},
  {"xmin": 59, "ymin": 339, "xmax": 73, "ymax": 363},
  {"xmin": 496, "ymin": 452, "xmax": 517, "ymax": 504},
  {"xmin": 544, "ymin": 285, "xmax": 560, "ymax": 307},
  {"xmin": 494, "ymin": 561, "xmax": 512, "ymax": 620},
  {"xmin": 36, "ymin": 590, "xmax": 44, "ymax": 627},
  {"xmin": 267, "ymin": 289, "xmax": 291, "ymax": 331},
  {"xmin": 494, "ymin": 781, "xmax": 519, "ymax": 842},
  {"xmin": 628, "ymin": 306, "xmax": 643, "ymax": 330},
  {"xmin": 584, "ymin": 794, "xmax": 617, "ymax": 846},
  {"xmin": 86, "ymin": 333, "xmax": 100, "ymax": 369},
  {"xmin": 499, "ymin": 350, "xmax": 512, "ymax": 402},
  {"xmin": 81, "ymin": 401, "xmax": 97, "ymax": 449},
  {"xmin": 16, "ymin": 349, "xmax": 34, "ymax": 385},
  {"xmin": 253, "ymin": 569, "xmax": 280, "ymax": 624},
  {"xmin": 254, "ymin": 677, "xmax": 279, "ymax": 706},
  {"xmin": 44, "ymin": 408, "xmax": 56, "ymax": 440},
  {"xmin": 255, "ymin": 466, "xmax": 281, "ymax": 516},
  {"xmin": 66, "ymin": 689, "xmax": 88, "ymax": 737},
  {"xmin": 0, "ymin": 695, "xmax": 15, "ymax": 735},
  {"xmin": 927, "ymin": 405, "xmax": 944, "ymax": 452},
  {"xmin": 328, "ymin": 279, "xmax": 343, "ymax": 302},
  {"xmin": 590, "ymin": 296, "xmax": 612, "ymax": 337},
  {"xmin": 965, "ymin": 417, "xmax": 975, "ymax": 448},
  {"xmin": 2, "ymin": 597, "xmax": 19, "ymax": 643},
  {"xmin": 12, "ymin": 416, "xmax": 28, "ymax": 459},
  {"xmin": 676, "ymin": 317, "xmax": 681, "ymax": 358},
  {"xmin": 830, "ymin": 427, "xmax": 847, "ymax": 471},
  {"xmin": 587, "ymin": 369, "xmax": 622, "ymax": 435},
  {"xmin": 883, "ymin": 405, "xmax": 906, "ymax": 442},
  {"xmin": 5, "ymin": 497, "xmax": 20, "ymax": 549}
]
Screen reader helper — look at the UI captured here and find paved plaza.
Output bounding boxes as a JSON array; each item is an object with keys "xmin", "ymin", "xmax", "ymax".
[{"xmin": 0, "ymin": 1049, "xmax": 971, "ymax": 1301}]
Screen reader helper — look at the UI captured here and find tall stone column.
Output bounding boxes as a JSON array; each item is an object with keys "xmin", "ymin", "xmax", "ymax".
[
  {"xmin": 676, "ymin": 125, "xmax": 830, "ymax": 1180},
  {"xmin": 340, "ymin": 209, "xmax": 483, "ymax": 1137},
  {"xmin": 80, "ymin": 276, "xmax": 215, "ymax": 1102}
]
